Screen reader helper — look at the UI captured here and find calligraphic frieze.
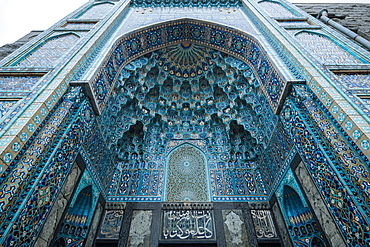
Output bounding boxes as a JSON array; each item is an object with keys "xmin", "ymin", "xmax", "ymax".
[
  {"xmin": 251, "ymin": 210, "xmax": 278, "ymax": 239},
  {"xmin": 97, "ymin": 210, "xmax": 124, "ymax": 239},
  {"xmin": 161, "ymin": 203, "xmax": 215, "ymax": 241}
]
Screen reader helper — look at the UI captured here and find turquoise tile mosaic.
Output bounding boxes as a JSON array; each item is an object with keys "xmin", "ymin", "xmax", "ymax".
[
  {"xmin": 295, "ymin": 31, "xmax": 362, "ymax": 65},
  {"xmin": 90, "ymin": 19, "xmax": 287, "ymax": 114},
  {"xmin": 258, "ymin": 0, "xmax": 299, "ymax": 18},
  {"xmin": 336, "ymin": 73, "xmax": 370, "ymax": 89},
  {"xmin": 130, "ymin": 0, "xmax": 242, "ymax": 7}
]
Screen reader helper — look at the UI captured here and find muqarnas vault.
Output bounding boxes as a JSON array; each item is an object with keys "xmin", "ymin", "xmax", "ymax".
[{"xmin": 0, "ymin": 0, "xmax": 369, "ymax": 246}]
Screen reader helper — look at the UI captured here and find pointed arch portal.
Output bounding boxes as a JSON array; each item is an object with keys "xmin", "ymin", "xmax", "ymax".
[
  {"xmin": 84, "ymin": 18, "xmax": 295, "ymax": 116},
  {"xmin": 2, "ymin": 1, "xmax": 370, "ymax": 246},
  {"xmin": 102, "ymin": 34, "xmax": 272, "ymax": 202}
]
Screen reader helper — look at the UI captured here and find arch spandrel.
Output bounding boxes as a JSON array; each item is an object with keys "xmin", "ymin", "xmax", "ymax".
[{"xmin": 85, "ymin": 19, "xmax": 294, "ymax": 116}]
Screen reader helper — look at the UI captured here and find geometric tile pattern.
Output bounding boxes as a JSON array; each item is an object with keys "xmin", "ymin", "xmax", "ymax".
[
  {"xmin": 293, "ymin": 85, "xmax": 370, "ymax": 211},
  {"xmin": 295, "ymin": 32, "xmax": 362, "ymax": 65},
  {"xmin": 281, "ymin": 85, "xmax": 370, "ymax": 246},
  {"xmin": 278, "ymin": 21, "xmax": 311, "ymax": 27},
  {"xmin": 62, "ymin": 22, "xmax": 96, "ymax": 30},
  {"xmin": 0, "ymin": 76, "xmax": 41, "ymax": 91},
  {"xmin": 165, "ymin": 144, "xmax": 209, "ymax": 202},
  {"xmin": 82, "ymin": 120, "xmax": 116, "ymax": 195},
  {"xmin": 360, "ymin": 97, "xmax": 370, "ymax": 109},
  {"xmin": 131, "ymin": 0, "xmax": 242, "ymax": 7},
  {"xmin": 15, "ymin": 34, "xmax": 79, "ymax": 67},
  {"xmin": 258, "ymin": 1, "xmax": 298, "ymax": 18},
  {"xmin": 0, "ymin": 100, "xmax": 18, "ymax": 118},
  {"xmin": 100, "ymin": 45, "xmax": 274, "ymax": 202},
  {"xmin": 258, "ymin": 121, "xmax": 293, "ymax": 193},
  {"xmin": 0, "ymin": 1, "xmax": 370, "ymax": 246},
  {"xmin": 76, "ymin": 2, "xmax": 114, "ymax": 20},
  {"xmin": 336, "ymin": 73, "xmax": 370, "ymax": 89},
  {"xmin": 0, "ymin": 87, "xmax": 91, "ymax": 246}
]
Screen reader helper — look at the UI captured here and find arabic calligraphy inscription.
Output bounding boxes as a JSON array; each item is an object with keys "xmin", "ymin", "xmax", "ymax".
[
  {"xmin": 161, "ymin": 209, "xmax": 215, "ymax": 240},
  {"xmin": 251, "ymin": 210, "xmax": 278, "ymax": 239},
  {"xmin": 97, "ymin": 210, "xmax": 124, "ymax": 239}
]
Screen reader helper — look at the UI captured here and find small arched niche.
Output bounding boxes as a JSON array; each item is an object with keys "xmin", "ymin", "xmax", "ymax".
[{"xmin": 165, "ymin": 144, "xmax": 210, "ymax": 202}]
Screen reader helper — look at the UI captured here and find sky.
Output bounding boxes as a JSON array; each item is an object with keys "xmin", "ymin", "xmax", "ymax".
[{"xmin": 0, "ymin": 0, "xmax": 370, "ymax": 47}]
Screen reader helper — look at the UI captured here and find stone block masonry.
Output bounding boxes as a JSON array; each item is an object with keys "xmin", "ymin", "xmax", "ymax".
[{"xmin": 296, "ymin": 3, "xmax": 370, "ymax": 42}]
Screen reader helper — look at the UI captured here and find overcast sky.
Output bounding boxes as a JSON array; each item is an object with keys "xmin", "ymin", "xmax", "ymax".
[{"xmin": 0, "ymin": 0, "xmax": 370, "ymax": 47}]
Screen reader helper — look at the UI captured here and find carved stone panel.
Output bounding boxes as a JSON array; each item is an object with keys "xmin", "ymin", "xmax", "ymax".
[
  {"xmin": 222, "ymin": 210, "xmax": 249, "ymax": 247},
  {"xmin": 128, "ymin": 210, "xmax": 152, "ymax": 247},
  {"xmin": 251, "ymin": 210, "xmax": 278, "ymax": 239}
]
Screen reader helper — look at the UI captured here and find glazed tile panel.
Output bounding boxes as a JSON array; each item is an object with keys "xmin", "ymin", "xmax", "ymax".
[
  {"xmin": 258, "ymin": 0, "xmax": 298, "ymax": 18},
  {"xmin": 165, "ymin": 144, "xmax": 209, "ymax": 201},
  {"xmin": 75, "ymin": 2, "xmax": 115, "ymax": 20},
  {"xmin": 278, "ymin": 21, "xmax": 311, "ymax": 27},
  {"xmin": 0, "ymin": 88, "xmax": 92, "ymax": 245},
  {"xmin": 295, "ymin": 32, "xmax": 363, "ymax": 65},
  {"xmin": 92, "ymin": 20, "xmax": 286, "ymax": 114},
  {"xmin": 61, "ymin": 23, "xmax": 96, "ymax": 30},
  {"xmin": 119, "ymin": 7, "xmax": 255, "ymax": 36},
  {"xmin": 336, "ymin": 73, "xmax": 370, "ymax": 89},
  {"xmin": 0, "ymin": 76, "xmax": 41, "ymax": 91},
  {"xmin": 130, "ymin": 0, "xmax": 242, "ymax": 7},
  {"xmin": 0, "ymin": 101, "xmax": 18, "ymax": 119},
  {"xmin": 245, "ymin": 1, "xmax": 370, "ymax": 156},
  {"xmin": 15, "ymin": 34, "xmax": 80, "ymax": 67},
  {"xmin": 281, "ymin": 85, "xmax": 370, "ymax": 246}
]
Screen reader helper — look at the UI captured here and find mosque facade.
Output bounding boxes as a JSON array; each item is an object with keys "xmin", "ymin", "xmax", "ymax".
[{"xmin": 0, "ymin": 0, "xmax": 369, "ymax": 246}]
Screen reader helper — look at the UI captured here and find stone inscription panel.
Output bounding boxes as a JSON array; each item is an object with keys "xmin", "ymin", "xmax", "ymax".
[
  {"xmin": 222, "ymin": 209, "xmax": 249, "ymax": 247},
  {"xmin": 97, "ymin": 210, "xmax": 124, "ymax": 239},
  {"xmin": 161, "ymin": 209, "xmax": 215, "ymax": 241},
  {"xmin": 128, "ymin": 210, "xmax": 152, "ymax": 247},
  {"xmin": 251, "ymin": 210, "xmax": 278, "ymax": 239}
]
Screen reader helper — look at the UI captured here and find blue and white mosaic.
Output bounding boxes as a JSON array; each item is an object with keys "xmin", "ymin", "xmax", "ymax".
[
  {"xmin": 336, "ymin": 73, "xmax": 370, "ymax": 89},
  {"xmin": 0, "ymin": 76, "xmax": 41, "ymax": 91},
  {"xmin": 295, "ymin": 31, "xmax": 363, "ymax": 65},
  {"xmin": 61, "ymin": 22, "xmax": 96, "ymax": 30},
  {"xmin": 0, "ymin": 100, "xmax": 18, "ymax": 118},
  {"xmin": 258, "ymin": 0, "xmax": 298, "ymax": 18},
  {"xmin": 75, "ymin": 2, "xmax": 115, "ymax": 20},
  {"xmin": 14, "ymin": 34, "xmax": 80, "ymax": 67}
]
